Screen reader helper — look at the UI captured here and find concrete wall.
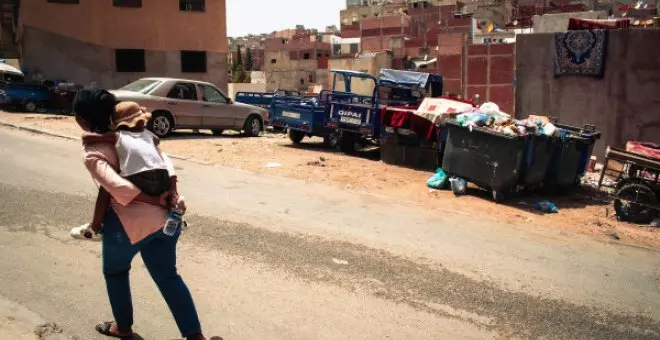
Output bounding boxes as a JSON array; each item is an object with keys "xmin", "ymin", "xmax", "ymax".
[
  {"xmin": 532, "ymin": 11, "xmax": 608, "ymax": 33},
  {"xmin": 516, "ymin": 29, "xmax": 660, "ymax": 159},
  {"xmin": 262, "ymin": 51, "xmax": 317, "ymax": 91},
  {"xmin": 227, "ymin": 83, "xmax": 267, "ymax": 100},
  {"xmin": 21, "ymin": 26, "xmax": 229, "ymax": 91},
  {"xmin": 327, "ymin": 52, "xmax": 392, "ymax": 96},
  {"xmin": 21, "ymin": 0, "xmax": 228, "ymax": 53}
]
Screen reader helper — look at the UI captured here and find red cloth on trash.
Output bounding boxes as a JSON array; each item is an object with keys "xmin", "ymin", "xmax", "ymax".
[
  {"xmin": 409, "ymin": 113, "xmax": 438, "ymax": 141},
  {"xmin": 626, "ymin": 141, "xmax": 660, "ymax": 160},
  {"xmin": 382, "ymin": 108, "xmax": 412, "ymax": 128},
  {"xmin": 382, "ymin": 107, "xmax": 438, "ymax": 141}
]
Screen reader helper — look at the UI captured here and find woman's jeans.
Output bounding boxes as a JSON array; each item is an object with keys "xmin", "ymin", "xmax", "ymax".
[{"xmin": 102, "ymin": 209, "xmax": 201, "ymax": 337}]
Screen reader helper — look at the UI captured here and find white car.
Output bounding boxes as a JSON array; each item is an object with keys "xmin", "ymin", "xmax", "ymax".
[{"xmin": 111, "ymin": 77, "xmax": 268, "ymax": 138}]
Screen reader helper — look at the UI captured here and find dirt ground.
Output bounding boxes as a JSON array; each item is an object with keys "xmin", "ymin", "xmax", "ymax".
[{"xmin": 1, "ymin": 110, "xmax": 658, "ymax": 248}]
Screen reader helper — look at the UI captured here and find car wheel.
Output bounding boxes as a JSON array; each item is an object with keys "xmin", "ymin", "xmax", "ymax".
[
  {"xmin": 149, "ymin": 112, "xmax": 173, "ymax": 137},
  {"xmin": 24, "ymin": 100, "xmax": 37, "ymax": 113},
  {"xmin": 288, "ymin": 129, "xmax": 305, "ymax": 144},
  {"xmin": 244, "ymin": 116, "xmax": 262, "ymax": 137},
  {"xmin": 211, "ymin": 129, "xmax": 224, "ymax": 136}
]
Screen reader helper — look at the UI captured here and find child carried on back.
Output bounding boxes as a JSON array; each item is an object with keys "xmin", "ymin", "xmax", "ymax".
[{"xmin": 71, "ymin": 102, "xmax": 182, "ymax": 239}]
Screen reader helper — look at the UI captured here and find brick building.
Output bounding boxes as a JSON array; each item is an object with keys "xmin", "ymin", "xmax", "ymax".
[{"xmin": 18, "ymin": 0, "xmax": 229, "ymax": 91}]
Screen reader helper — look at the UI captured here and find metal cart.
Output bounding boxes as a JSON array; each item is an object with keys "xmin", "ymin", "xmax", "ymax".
[{"xmin": 598, "ymin": 147, "xmax": 660, "ymax": 223}]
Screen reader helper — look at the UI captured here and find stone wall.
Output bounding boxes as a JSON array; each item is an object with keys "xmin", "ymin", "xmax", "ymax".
[{"xmin": 515, "ymin": 29, "xmax": 660, "ymax": 159}]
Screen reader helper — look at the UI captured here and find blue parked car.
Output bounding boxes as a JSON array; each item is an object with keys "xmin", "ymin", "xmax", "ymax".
[{"xmin": 0, "ymin": 81, "xmax": 53, "ymax": 112}]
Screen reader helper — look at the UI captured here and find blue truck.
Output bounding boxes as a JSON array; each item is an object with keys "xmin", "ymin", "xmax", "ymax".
[
  {"xmin": 235, "ymin": 89, "xmax": 303, "ymax": 111},
  {"xmin": 326, "ymin": 69, "xmax": 443, "ymax": 153},
  {"xmin": 268, "ymin": 89, "xmax": 340, "ymax": 148}
]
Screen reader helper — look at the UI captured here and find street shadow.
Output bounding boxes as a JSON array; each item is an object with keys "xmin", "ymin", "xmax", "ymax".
[
  {"xmin": 281, "ymin": 142, "xmax": 381, "ymax": 161},
  {"xmin": 129, "ymin": 334, "xmax": 145, "ymax": 340},
  {"xmin": 449, "ymin": 183, "xmax": 611, "ymax": 215}
]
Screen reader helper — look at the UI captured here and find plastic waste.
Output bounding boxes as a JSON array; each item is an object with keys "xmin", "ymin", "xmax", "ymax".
[
  {"xmin": 479, "ymin": 102, "xmax": 500, "ymax": 116},
  {"xmin": 449, "ymin": 177, "xmax": 467, "ymax": 195},
  {"xmin": 426, "ymin": 168, "xmax": 448, "ymax": 189},
  {"xmin": 163, "ymin": 197, "xmax": 185, "ymax": 236},
  {"xmin": 541, "ymin": 122, "xmax": 557, "ymax": 137},
  {"xmin": 534, "ymin": 200, "xmax": 558, "ymax": 213}
]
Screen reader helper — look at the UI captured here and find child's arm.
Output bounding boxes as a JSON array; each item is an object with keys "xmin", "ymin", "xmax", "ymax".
[{"xmin": 90, "ymin": 187, "xmax": 111, "ymax": 233}]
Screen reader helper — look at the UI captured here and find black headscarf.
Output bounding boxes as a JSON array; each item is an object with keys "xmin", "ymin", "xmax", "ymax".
[{"xmin": 73, "ymin": 89, "xmax": 117, "ymax": 133}]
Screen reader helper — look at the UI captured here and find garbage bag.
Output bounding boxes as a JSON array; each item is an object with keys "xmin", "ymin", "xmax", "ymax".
[
  {"xmin": 449, "ymin": 177, "xmax": 467, "ymax": 195},
  {"xmin": 427, "ymin": 168, "xmax": 448, "ymax": 189}
]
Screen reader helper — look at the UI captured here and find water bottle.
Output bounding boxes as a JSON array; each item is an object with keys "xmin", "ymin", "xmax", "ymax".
[{"xmin": 163, "ymin": 197, "xmax": 184, "ymax": 236}]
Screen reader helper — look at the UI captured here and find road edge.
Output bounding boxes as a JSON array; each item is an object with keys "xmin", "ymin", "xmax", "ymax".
[
  {"xmin": 0, "ymin": 120, "xmax": 214, "ymax": 166},
  {"xmin": 0, "ymin": 120, "xmax": 80, "ymax": 141}
]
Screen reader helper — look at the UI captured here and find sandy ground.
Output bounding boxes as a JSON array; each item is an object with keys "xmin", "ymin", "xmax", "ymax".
[{"xmin": 1, "ymin": 110, "xmax": 658, "ymax": 248}]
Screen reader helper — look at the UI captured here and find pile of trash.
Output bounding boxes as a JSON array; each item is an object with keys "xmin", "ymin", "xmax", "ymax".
[{"xmin": 456, "ymin": 102, "xmax": 560, "ymax": 137}]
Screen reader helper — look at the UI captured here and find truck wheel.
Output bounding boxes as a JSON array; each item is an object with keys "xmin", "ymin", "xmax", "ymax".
[
  {"xmin": 339, "ymin": 133, "xmax": 358, "ymax": 154},
  {"xmin": 288, "ymin": 129, "xmax": 305, "ymax": 144},
  {"xmin": 24, "ymin": 101, "xmax": 37, "ymax": 113},
  {"xmin": 614, "ymin": 182, "xmax": 657, "ymax": 223},
  {"xmin": 149, "ymin": 112, "xmax": 173, "ymax": 137},
  {"xmin": 323, "ymin": 130, "xmax": 339, "ymax": 149}
]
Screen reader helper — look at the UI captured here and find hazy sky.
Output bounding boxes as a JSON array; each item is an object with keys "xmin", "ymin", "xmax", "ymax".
[{"xmin": 226, "ymin": 0, "xmax": 345, "ymax": 37}]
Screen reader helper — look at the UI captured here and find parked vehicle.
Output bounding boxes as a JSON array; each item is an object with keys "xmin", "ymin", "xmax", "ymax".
[
  {"xmin": 0, "ymin": 81, "xmax": 53, "ymax": 112},
  {"xmin": 52, "ymin": 83, "xmax": 84, "ymax": 115},
  {"xmin": 111, "ymin": 78, "xmax": 268, "ymax": 138},
  {"xmin": 269, "ymin": 90, "xmax": 339, "ymax": 148},
  {"xmin": 326, "ymin": 69, "xmax": 443, "ymax": 153},
  {"xmin": 235, "ymin": 89, "xmax": 302, "ymax": 110}
]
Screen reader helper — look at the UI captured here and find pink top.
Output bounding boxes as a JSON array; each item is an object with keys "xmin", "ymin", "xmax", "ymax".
[{"xmin": 82, "ymin": 133, "xmax": 172, "ymax": 244}]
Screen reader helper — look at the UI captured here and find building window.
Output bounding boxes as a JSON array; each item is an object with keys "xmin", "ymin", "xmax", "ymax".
[
  {"xmin": 179, "ymin": 0, "xmax": 205, "ymax": 12},
  {"xmin": 308, "ymin": 74, "xmax": 314, "ymax": 83},
  {"xmin": 180, "ymin": 51, "xmax": 207, "ymax": 73},
  {"xmin": 271, "ymin": 59, "xmax": 277, "ymax": 64},
  {"xmin": 115, "ymin": 49, "xmax": 146, "ymax": 73},
  {"xmin": 113, "ymin": 0, "xmax": 142, "ymax": 8},
  {"xmin": 303, "ymin": 53, "xmax": 310, "ymax": 60},
  {"xmin": 47, "ymin": 0, "xmax": 79, "ymax": 3}
]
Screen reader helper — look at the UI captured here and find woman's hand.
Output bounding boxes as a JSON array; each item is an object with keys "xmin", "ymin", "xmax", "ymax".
[
  {"xmin": 135, "ymin": 192, "xmax": 171, "ymax": 209},
  {"xmin": 159, "ymin": 191, "xmax": 178, "ymax": 210}
]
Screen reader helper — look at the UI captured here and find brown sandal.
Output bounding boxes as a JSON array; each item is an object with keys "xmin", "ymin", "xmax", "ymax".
[{"xmin": 95, "ymin": 321, "xmax": 133, "ymax": 339}]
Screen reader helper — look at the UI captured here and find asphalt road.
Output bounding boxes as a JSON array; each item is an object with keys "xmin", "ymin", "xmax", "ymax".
[{"xmin": 0, "ymin": 126, "xmax": 659, "ymax": 340}]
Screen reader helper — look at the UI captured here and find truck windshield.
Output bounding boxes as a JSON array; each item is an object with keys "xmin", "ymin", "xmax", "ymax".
[
  {"xmin": 120, "ymin": 79, "xmax": 161, "ymax": 94},
  {"xmin": 333, "ymin": 73, "xmax": 375, "ymax": 97}
]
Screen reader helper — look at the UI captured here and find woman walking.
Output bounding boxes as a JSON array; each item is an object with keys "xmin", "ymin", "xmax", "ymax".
[{"xmin": 73, "ymin": 89, "xmax": 207, "ymax": 340}]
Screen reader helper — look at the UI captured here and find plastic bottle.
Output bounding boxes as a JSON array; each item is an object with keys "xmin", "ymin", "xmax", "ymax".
[{"xmin": 163, "ymin": 197, "xmax": 185, "ymax": 236}]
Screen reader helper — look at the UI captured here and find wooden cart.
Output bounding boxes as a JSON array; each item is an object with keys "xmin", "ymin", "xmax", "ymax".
[{"xmin": 598, "ymin": 147, "xmax": 660, "ymax": 223}]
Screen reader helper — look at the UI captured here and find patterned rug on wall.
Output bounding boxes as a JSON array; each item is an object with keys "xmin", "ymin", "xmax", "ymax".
[{"xmin": 554, "ymin": 29, "xmax": 608, "ymax": 78}]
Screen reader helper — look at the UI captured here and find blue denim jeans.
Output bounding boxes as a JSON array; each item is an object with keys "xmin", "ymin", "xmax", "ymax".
[{"xmin": 102, "ymin": 209, "xmax": 201, "ymax": 337}]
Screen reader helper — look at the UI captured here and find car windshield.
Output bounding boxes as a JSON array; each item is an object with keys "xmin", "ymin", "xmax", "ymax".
[{"xmin": 120, "ymin": 79, "xmax": 161, "ymax": 94}]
